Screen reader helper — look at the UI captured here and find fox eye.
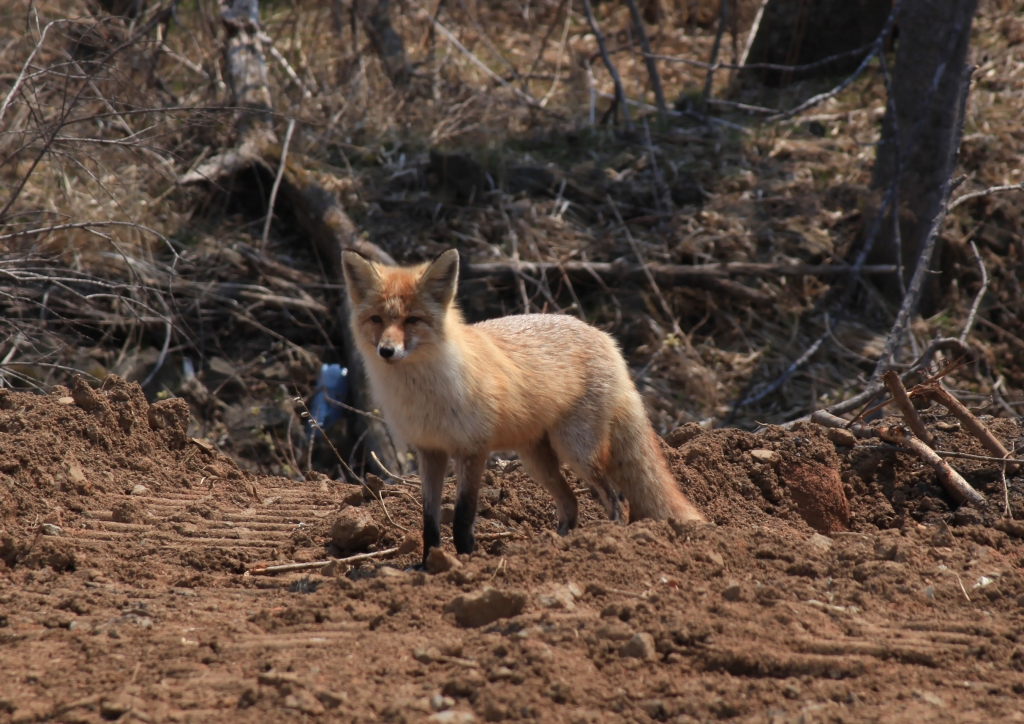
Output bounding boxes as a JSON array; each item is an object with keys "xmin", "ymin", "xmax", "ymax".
[
  {"xmin": 369, "ymin": 315, "xmax": 383, "ymax": 324},
  {"xmin": 405, "ymin": 316, "xmax": 420, "ymax": 325}
]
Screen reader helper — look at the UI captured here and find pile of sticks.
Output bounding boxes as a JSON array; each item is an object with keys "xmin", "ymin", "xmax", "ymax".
[{"xmin": 811, "ymin": 366, "xmax": 1020, "ymax": 513}]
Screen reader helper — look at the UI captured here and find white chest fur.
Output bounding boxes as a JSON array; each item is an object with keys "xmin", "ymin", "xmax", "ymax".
[{"xmin": 362, "ymin": 345, "xmax": 490, "ymax": 455}]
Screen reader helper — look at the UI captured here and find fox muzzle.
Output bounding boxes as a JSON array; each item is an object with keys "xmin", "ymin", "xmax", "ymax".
[{"xmin": 377, "ymin": 343, "xmax": 407, "ymax": 362}]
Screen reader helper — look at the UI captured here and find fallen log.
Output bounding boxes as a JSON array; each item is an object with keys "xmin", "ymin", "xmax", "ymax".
[
  {"xmin": 464, "ymin": 259, "xmax": 898, "ymax": 281},
  {"xmin": 462, "ymin": 260, "xmax": 898, "ymax": 304}
]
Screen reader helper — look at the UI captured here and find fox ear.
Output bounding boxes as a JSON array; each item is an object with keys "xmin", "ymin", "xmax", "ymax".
[
  {"xmin": 418, "ymin": 249, "xmax": 460, "ymax": 307},
  {"xmin": 342, "ymin": 251, "xmax": 379, "ymax": 305}
]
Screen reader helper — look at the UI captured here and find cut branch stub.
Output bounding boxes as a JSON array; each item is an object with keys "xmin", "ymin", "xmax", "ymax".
[
  {"xmin": 923, "ymin": 384, "xmax": 1019, "ymax": 474},
  {"xmin": 358, "ymin": 0, "xmax": 411, "ymax": 85},
  {"xmin": 882, "ymin": 369, "xmax": 934, "ymax": 446}
]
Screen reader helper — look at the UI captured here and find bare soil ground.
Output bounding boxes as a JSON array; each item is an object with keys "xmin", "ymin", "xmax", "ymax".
[{"xmin": 3, "ymin": 379, "xmax": 1024, "ymax": 724}]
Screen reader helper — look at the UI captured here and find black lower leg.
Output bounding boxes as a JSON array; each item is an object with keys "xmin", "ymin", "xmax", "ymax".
[
  {"xmin": 452, "ymin": 495, "xmax": 477, "ymax": 555},
  {"xmin": 422, "ymin": 512, "xmax": 441, "ymax": 567}
]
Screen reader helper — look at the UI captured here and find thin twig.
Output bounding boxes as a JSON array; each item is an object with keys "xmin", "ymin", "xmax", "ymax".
[
  {"xmin": 0, "ymin": 19, "xmax": 64, "ymax": 128},
  {"xmin": 871, "ymin": 62, "xmax": 972, "ymax": 380},
  {"xmin": 959, "ymin": 241, "xmax": 988, "ymax": 344},
  {"xmin": 539, "ymin": 8, "xmax": 572, "ymax": 108},
  {"xmin": 324, "ymin": 396, "xmax": 387, "ymax": 423},
  {"xmin": 975, "ymin": 317, "xmax": 1024, "ymax": 352},
  {"xmin": 736, "ymin": 326, "xmax": 831, "ymax": 412},
  {"xmin": 948, "ymin": 181, "xmax": 1024, "ymax": 211},
  {"xmin": 765, "ymin": 0, "xmax": 901, "ymax": 123},
  {"xmin": 246, "ymin": 547, "xmax": 401, "ymax": 575},
  {"xmin": 412, "ymin": 2, "xmax": 559, "ymax": 117},
  {"xmin": 525, "ymin": 0, "xmax": 570, "ymax": 81},
  {"xmin": 607, "ymin": 197, "xmax": 681, "ymax": 337},
  {"xmin": 261, "ymin": 34, "xmax": 315, "ymax": 98},
  {"xmin": 296, "ymin": 395, "xmax": 409, "ymax": 531},
  {"xmin": 623, "ymin": 0, "xmax": 666, "ymax": 119},
  {"xmin": 956, "ymin": 575, "xmax": 971, "ymax": 602},
  {"xmin": 261, "ymin": 117, "xmax": 295, "ymax": 249},
  {"xmin": 701, "ymin": 0, "xmax": 728, "ymax": 108},
  {"xmin": 853, "ymin": 358, "xmax": 970, "ymax": 424},
  {"xmin": 370, "ymin": 450, "xmax": 421, "ymax": 488},
  {"xmin": 463, "ymin": 260, "xmax": 897, "ymax": 281},
  {"xmin": 498, "ymin": 201, "xmax": 532, "ymax": 313},
  {"xmin": 648, "ymin": 41, "xmax": 876, "ymax": 74},
  {"xmin": 876, "ymin": 48, "xmax": 906, "ymax": 297},
  {"xmin": 1002, "ymin": 444, "xmax": 1015, "ymax": 519},
  {"xmin": 580, "ymin": 0, "xmax": 632, "ymax": 131},
  {"xmin": 932, "ymin": 450, "xmax": 1024, "ymax": 465},
  {"xmin": 737, "ymin": 0, "xmax": 767, "ymax": 67}
]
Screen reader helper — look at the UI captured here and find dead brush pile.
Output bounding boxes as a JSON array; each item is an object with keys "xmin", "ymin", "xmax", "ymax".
[{"xmin": 0, "ymin": 0, "xmax": 1022, "ymax": 482}]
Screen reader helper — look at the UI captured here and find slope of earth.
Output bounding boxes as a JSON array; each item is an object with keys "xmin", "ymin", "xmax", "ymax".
[{"xmin": 1, "ymin": 380, "xmax": 1024, "ymax": 724}]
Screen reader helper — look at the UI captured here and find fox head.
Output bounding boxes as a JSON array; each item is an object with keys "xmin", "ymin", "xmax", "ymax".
[{"xmin": 341, "ymin": 249, "xmax": 460, "ymax": 364}]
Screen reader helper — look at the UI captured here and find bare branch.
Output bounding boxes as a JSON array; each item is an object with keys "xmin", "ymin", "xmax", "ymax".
[
  {"xmin": 923, "ymin": 385, "xmax": 1019, "ymax": 474},
  {"xmin": 882, "ymin": 369, "xmax": 933, "ymax": 446},
  {"xmin": 580, "ymin": 0, "xmax": 633, "ymax": 131},
  {"xmin": 959, "ymin": 241, "xmax": 988, "ymax": 344},
  {"xmin": 948, "ymin": 181, "xmax": 1024, "ymax": 210},
  {"xmin": 623, "ymin": 0, "xmax": 667, "ymax": 118},
  {"xmin": 701, "ymin": 0, "xmax": 728, "ymax": 107},
  {"xmin": 261, "ymin": 117, "xmax": 296, "ymax": 248},
  {"xmin": 764, "ymin": 0, "xmax": 902, "ymax": 123}
]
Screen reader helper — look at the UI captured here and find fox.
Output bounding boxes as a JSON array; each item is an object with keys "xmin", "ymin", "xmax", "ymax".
[{"xmin": 341, "ymin": 248, "xmax": 706, "ymax": 567}]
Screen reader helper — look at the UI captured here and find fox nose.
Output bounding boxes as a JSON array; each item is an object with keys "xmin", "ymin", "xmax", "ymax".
[{"xmin": 378, "ymin": 346, "xmax": 395, "ymax": 359}]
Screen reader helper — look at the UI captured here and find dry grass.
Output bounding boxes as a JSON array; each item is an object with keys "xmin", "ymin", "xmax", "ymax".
[{"xmin": 1, "ymin": 0, "xmax": 1022, "ymax": 478}]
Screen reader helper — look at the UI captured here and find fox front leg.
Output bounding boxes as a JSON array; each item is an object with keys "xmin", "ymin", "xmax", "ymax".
[
  {"xmin": 418, "ymin": 448, "xmax": 449, "ymax": 567},
  {"xmin": 452, "ymin": 453, "xmax": 487, "ymax": 555}
]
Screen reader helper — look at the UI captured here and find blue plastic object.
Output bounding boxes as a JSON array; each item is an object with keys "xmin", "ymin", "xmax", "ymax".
[{"xmin": 308, "ymin": 363, "xmax": 348, "ymax": 440}]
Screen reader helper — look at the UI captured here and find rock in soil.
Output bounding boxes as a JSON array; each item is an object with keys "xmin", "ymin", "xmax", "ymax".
[
  {"xmin": 619, "ymin": 632, "xmax": 657, "ymax": 660},
  {"xmin": 443, "ymin": 587, "xmax": 527, "ymax": 628},
  {"xmin": 329, "ymin": 507, "xmax": 381, "ymax": 554},
  {"xmin": 781, "ymin": 460, "xmax": 850, "ymax": 534}
]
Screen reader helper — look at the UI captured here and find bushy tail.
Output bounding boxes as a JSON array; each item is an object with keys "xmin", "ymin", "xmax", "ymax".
[{"xmin": 609, "ymin": 398, "xmax": 706, "ymax": 522}]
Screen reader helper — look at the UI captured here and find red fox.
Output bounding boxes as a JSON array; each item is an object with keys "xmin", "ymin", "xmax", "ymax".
[{"xmin": 342, "ymin": 249, "xmax": 706, "ymax": 565}]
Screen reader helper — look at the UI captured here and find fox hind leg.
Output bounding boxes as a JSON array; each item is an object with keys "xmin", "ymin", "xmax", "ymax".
[
  {"xmin": 418, "ymin": 448, "xmax": 449, "ymax": 567},
  {"xmin": 453, "ymin": 453, "xmax": 487, "ymax": 555},
  {"xmin": 587, "ymin": 472, "xmax": 622, "ymax": 522},
  {"xmin": 549, "ymin": 422, "xmax": 622, "ymax": 523},
  {"xmin": 520, "ymin": 437, "xmax": 579, "ymax": 535}
]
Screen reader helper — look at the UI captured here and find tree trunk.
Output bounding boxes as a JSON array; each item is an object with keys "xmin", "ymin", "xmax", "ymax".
[
  {"xmin": 185, "ymin": 0, "xmax": 402, "ymax": 475},
  {"xmin": 740, "ymin": 0, "xmax": 891, "ymax": 86},
  {"xmin": 869, "ymin": 0, "xmax": 978, "ymax": 304},
  {"xmin": 220, "ymin": 0, "xmax": 275, "ymax": 147}
]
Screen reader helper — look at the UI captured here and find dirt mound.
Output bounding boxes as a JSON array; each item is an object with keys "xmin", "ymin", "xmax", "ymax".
[
  {"xmin": 1, "ymin": 384, "xmax": 1024, "ymax": 722},
  {"xmin": 664, "ymin": 422, "xmax": 849, "ymax": 534},
  {"xmin": 0, "ymin": 376, "xmax": 255, "ymax": 570}
]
